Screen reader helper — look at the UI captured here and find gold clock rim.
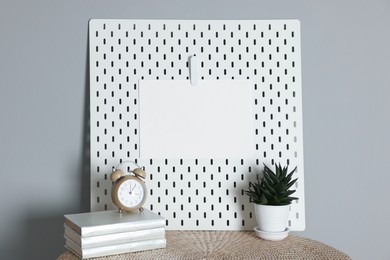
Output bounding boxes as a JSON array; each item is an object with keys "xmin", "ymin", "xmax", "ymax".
[{"xmin": 111, "ymin": 175, "xmax": 147, "ymax": 212}]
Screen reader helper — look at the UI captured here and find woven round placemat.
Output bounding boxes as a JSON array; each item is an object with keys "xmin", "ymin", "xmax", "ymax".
[{"xmin": 58, "ymin": 231, "xmax": 351, "ymax": 260}]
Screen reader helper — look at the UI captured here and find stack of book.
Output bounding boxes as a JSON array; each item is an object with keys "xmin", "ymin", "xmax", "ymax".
[{"xmin": 64, "ymin": 209, "xmax": 166, "ymax": 259}]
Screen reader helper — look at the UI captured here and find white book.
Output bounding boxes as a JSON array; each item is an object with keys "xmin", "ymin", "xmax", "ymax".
[
  {"xmin": 65, "ymin": 236, "xmax": 166, "ymax": 259},
  {"xmin": 64, "ymin": 209, "xmax": 165, "ymax": 237},
  {"xmin": 64, "ymin": 224, "xmax": 165, "ymax": 248}
]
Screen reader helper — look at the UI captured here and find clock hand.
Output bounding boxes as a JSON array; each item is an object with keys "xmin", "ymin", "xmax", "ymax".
[{"xmin": 131, "ymin": 183, "xmax": 137, "ymax": 192}]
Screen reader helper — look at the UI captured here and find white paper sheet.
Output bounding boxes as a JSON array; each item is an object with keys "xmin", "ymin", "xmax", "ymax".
[{"xmin": 139, "ymin": 80, "xmax": 254, "ymax": 159}]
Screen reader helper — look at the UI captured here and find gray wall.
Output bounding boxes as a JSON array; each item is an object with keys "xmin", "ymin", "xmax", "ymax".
[{"xmin": 1, "ymin": 0, "xmax": 389, "ymax": 259}]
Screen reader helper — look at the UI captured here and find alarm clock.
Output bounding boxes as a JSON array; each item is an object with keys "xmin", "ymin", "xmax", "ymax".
[{"xmin": 110, "ymin": 161, "xmax": 147, "ymax": 212}]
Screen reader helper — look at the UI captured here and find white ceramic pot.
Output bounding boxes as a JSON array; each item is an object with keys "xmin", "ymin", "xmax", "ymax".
[{"xmin": 255, "ymin": 204, "xmax": 290, "ymax": 232}]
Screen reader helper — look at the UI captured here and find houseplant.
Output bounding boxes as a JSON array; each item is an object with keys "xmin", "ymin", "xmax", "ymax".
[{"xmin": 245, "ymin": 163, "xmax": 298, "ymax": 239}]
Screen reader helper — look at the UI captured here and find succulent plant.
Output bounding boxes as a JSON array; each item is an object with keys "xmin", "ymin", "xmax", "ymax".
[{"xmin": 245, "ymin": 163, "xmax": 299, "ymax": 206}]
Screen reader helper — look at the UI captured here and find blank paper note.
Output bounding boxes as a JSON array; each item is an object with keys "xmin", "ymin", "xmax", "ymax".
[{"xmin": 138, "ymin": 80, "xmax": 254, "ymax": 159}]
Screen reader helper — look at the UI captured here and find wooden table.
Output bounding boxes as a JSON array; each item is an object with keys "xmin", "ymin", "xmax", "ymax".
[{"xmin": 58, "ymin": 231, "xmax": 350, "ymax": 259}]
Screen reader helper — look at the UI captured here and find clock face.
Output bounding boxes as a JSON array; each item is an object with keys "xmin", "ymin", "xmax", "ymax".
[{"xmin": 117, "ymin": 179, "xmax": 145, "ymax": 208}]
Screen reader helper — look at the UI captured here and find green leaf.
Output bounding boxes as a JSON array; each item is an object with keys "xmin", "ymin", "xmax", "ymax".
[
  {"xmin": 289, "ymin": 166, "xmax": 297, "ymax": 176},
  {"xmin": 260, "ymin": 185, "xmax": 273, "ymax": 197},
  {"xmin": 284, "ymin": 166, "xmax": 297, "ymax": 181},
  {"xmin": 275, "ymin": 164, "xmax": 281, "ymax": 180},
  {"xmin": 263, "ymin": 173, "xmax": 275, "ymax": 185},
  {"xmin": 264, "ymin": 181, "xmax": 277, "ymax": 194},
  {"xmin": 286, "ymin": 178, "xmax": 298, "ymax": 190},
  {"xmin": 284, "ymin": 190, "xmax": 296, "ymax": 197}
]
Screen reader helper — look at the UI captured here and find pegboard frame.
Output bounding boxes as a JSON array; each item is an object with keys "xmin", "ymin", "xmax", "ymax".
[{"xmin": 89, "ymin": 19, "xmax": 305, "ymax": 231}]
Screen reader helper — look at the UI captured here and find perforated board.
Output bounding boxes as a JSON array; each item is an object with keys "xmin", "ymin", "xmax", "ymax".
[{"xmin": 89, "ymin": 19, "xmax": 305, "ymax": 231}]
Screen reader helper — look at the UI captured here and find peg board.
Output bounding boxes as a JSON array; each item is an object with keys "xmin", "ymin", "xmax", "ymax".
[{"xmin": 89, "ymin": 19, "xmax": 305, "ymax": 231}]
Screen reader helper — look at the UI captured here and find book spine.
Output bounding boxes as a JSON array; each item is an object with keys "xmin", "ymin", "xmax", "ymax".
[
  {"xmin": 82, "ymin": 219, "xmax": 166, "ymax": 237},
  {"xmin": 66, "ymin": 237, "xmax": 166, "ymax": 259},
  {"xmin": 65, "ymin": 227, "xmax": 165, "ymax": 248}
]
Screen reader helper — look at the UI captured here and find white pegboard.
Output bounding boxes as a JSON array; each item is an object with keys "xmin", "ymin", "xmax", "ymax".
[{"xmin": 89, "ymin": 19, "xmax": 305, "ymax": 231}]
